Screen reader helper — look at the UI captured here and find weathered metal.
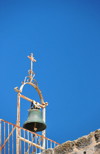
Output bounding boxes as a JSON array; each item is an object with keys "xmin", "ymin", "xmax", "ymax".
[
  {"xmin": 16, "ymin": 92, "xmax": 20, "ymax": 154},
  {"xmin": 26, "ymin": 134, "xmax": 36, "ymax": 153},
  {"xmin": 0, "ymin": 119, "xmax": 60, "ymax": 145},
  {"xmin": 0, "ymin": 53, "xmax": 60, "ymax": 153},
  {"xmin": 12, "ymin": 125, "xmax": 14, "ymax": 154},
  {"xmin": 0, "ymin": 126, "xmax": 16, "ymax": 152},
  {"xmin": 8, "ymin": 123, "xmax": 9, "ymax": 154},
  {"xmin": 14, "ymin": 81, "xmax": 48, "ymax": 106},
  {"xmin": 20, "ymin": 94, "xmax": 48, "ymax": 108},
  {"xmin": 0, "ymin": 119, "xmax": 1, "ymax": 154},
  {"xmin": 33, "ymin": 136, "xmax": 43, "ymax": 152},
  {"xmin": 0, "ymin": 119, "xmax": 60, "ymax": 153},
  {"xmin": 20, "ymin": 128, "xmax": 21, "ymax": 154},
  {"xmin": 23, "ymin": 109, "xmax": 46, "ymax": 132},
  {"xmin": 4, "ymin": 122, "xmax": 5, "ymax": 154},
  {"xmin": 28, "ymin": 53, "xmax": 36, "ymax": 83},
  {"xmin": 19, "ymin": 136, "xmax": 44, "ymax": 150},
  {"xmin": 24, "ymin": 130, "xmax": 25, "ymax": 153},
  {"xmin": 14, "ymin": 53, "xmax": 48, "ymax": 153},
  {"xmin": 42, "ymin": 107, "xmax": 46, "ymax": 149}
]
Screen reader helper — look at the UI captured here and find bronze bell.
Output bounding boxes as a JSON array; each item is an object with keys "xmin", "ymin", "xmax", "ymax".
[{"xmin": 23, "ymin": 108, "xmax": 46, "ymax": 132}]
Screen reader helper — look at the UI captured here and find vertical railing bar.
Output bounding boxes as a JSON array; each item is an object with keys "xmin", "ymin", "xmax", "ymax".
[
  {"xmin": 35, "ymin": 136, "xmax": 36, "ymax": 154},
  {"xmin": 39, "ymin": 136, "xmax": 41, "ymax": 153},
  {"xmin": 16, "ymin": 92, "xmax": 20, "ymax": 154},
  {"xmin": 24, "ymin": 130, "xmax": 25, "ymax": 154},
  {"xmin": 51, "ymin": 141, "xmax": 52, "ymax": 148},
  {"xmin": 16, "ymin": 128, "xmax": 17, "ymax": 154},
  {"xmin": 38, "ymin": 136, "xmax": 41, "ymax": 152},
  {"xmin": 20, "ymin": 128, "xmax": 21, "ymax": 154},
  {"xmin": 39, "ymin": 136, "xmax": 40, "ymax": 153},
  {"xmin": 36, "ymin": 136, "xmax": 37, "ymax": 154},
  {"xmin": 31, "ymin": 133, "xmax": 33, "ymax": 153},
  {"xmin": 35, "ymin": 135, "xmax": 37, "ymax": 154},
  {"xmin": 12, "ymin": 125, "xmax": 13, "ymax": 154},
  {"xmin": 27, "ymin": 131, "xmax": 29, "ymax": 153},
  {"xmin": 47, "ymin": 139, "xmax": 48, "ymax": 149},
  {"xmin": 0, "ymin": 120, "xmax": 1, "ymax": 154},
  {"xmin": 54, "ymin": 142, "xmax": 56, "ymax": 148},
  {"xmin": 4, "ymin": 122, "xmax": 5, "ymax": 154},
  {"xmin": 8, "ymin": 123, "xmax": 9, "ymax": 154}
]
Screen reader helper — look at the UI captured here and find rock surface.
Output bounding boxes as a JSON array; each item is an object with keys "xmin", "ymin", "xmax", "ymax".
[{"xmin": 40, "ymin": 129, "xmax": 100, "ymax": 154}]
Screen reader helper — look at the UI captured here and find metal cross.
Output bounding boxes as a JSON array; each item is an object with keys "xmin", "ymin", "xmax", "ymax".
[{"xmin": 28, "ymin": 53, "xmax": 36, "ymax": 82}]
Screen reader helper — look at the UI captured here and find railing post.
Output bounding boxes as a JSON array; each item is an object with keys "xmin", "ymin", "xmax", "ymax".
[
  {"xmin": 16, "ymin": 92, "xmax": 20, "ymax": 154},
  {"xmin": 12, "ymin": 125, "xmax": 14, "ymax": 154},
  {"xmin": 0, "ymin": 119, "xmax": 1, "ymax": 154},
  {"xmin": 8, "ymin": 123, "xmax": 9, "ymax": 154},
  {"xmin": 42, "ymin": 108, "xmax": 45, "ymax": 150},
  {"xmin": 4, "ymin": 122, "xmax": 5, "ymax": 154}
]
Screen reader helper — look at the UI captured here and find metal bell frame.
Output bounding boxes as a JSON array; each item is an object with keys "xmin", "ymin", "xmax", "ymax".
[{"xmin": 14, "ymin": 53, "xmax": 48, "ymax": 154}]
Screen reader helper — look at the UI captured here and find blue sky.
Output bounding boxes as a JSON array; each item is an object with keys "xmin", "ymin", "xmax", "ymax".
[{"xmin": 0, "ymin": 0, "xmax": 100, "ymax": 145}]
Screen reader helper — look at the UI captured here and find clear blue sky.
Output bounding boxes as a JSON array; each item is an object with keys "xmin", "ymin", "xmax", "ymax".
[{"xmin": 0, "ymin": 0, "xmax": 100, "ymax": 145}]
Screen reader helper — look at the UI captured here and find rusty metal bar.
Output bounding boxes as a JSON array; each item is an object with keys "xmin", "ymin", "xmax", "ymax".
[
  {"xmin": 8, "ymin": 123, "xmax": 9, "ymax": 154},
  {"xmin": 27, "ymin": 131, "xmax": 29, "ymax": 152},
  {"xmin": 4, "ymin": 122, "xmax": 5, "ymax": 154},
  {"xmin": 42, "ymin": 107, "xmax": 45, "ymax": 149},
  {"xmin": 27, "ymin": 132, "xmax": 29, "ymax": 153},
  {"xmin": 20, "ymin": 128, "xmax": 21, "ymax": 154},
  {"xmin": 31, "ymin": 53, "xmax": 33, "ymax": 82},
  {"xmin": 16, "ymin": 126, "xmax": 17, "ymax": 154},
  {"xmin": 54, "ymin": 142, "xmax": 55, "ymax": 148},
  {"xmin": 1, "ymin": 119, "xmax": 16, "ymax": 127},
  {"xmin": 24, "ymin": 130, "xmax": 25, "ymax": 154},
  {"xmin": 39, "ymin": 136, "xmax": 41, "ymax": 153},
  {"xmin": 0, "ymin": 126, "xmax": 16, "ymax": 152},
  {"xmin": 35, "ymin": 136, "xmax": 37, "ymax": 153},
  {"xmin": 20, "ymin": 94, "xmax": 46, "ymax": 108},
  {"xmin": 1, "ymin": 118, "xmax": 60, "ymax": 145},
  {"xmin": 12, "ymin": 125, "xmax": 13, "ymax": 154},
  {"xmin": 47, "ymin": 139, "xmax": 48, "ymax": 149},
  {"xmin": 51, "ymin": 141, "xmax": 52, "ymax": 148},
  {"xmin": 0, "ymin": 119, "xmax": 60, "ymax": 153},
  {"xmin": 27, "ymin": 134, "xmax": 36, "ymax": 153},
  {"xmin": 17, "ymin": 92, "xmax": 20, "ymax": 154},
  {"xmin": 0, "ymin": 120, "xmax": 1, "ymax": 154},
  {"xmin": 31, "ymin": 134, "xmax": 33, "ymax": 153},
  {"xmin": 19, "ymin": 136, "xmax": 44, "ymax": 150},
  {"xmin": 33, "ymin": 137, "xmax": 43, "ymax": 153},
  {"xmin": 0, "ymin": 119, "xmax": 60, "ymax": 146}
]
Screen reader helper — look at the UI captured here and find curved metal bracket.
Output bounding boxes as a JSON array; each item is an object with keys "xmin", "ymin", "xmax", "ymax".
[
  {"xmin": 14, "ymin": 80, "xmax": 48, "ymax": 106},
  {"xmin": 14, "ymin": 53, "xmax": 48, "ymax": 106}
]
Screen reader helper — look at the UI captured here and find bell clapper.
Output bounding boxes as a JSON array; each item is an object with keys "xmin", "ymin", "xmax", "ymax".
[{"xmin": 34, "ymin": 122, "xmax": 37, "ymax": 131}]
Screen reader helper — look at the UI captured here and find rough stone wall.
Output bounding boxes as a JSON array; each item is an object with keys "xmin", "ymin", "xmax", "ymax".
[{"xmin": 41, "ymin": 129, "xmax": 100, "ymax": 154}]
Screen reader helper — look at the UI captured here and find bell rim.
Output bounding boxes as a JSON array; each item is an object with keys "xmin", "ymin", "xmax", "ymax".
[{"xmin": 23, "ymin": 121, "xmax": 47, "ymax": 132}]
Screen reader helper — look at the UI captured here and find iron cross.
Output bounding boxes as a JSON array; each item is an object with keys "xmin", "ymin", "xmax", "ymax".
[{"xmin": 28, "ymin": 53, "xmax": 36, "ymax": 82}]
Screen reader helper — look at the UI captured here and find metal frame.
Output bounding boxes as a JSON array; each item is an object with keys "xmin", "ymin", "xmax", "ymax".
[{"xmin": 15, "ymin": 53, "xmax": 48, "ymax": 154}]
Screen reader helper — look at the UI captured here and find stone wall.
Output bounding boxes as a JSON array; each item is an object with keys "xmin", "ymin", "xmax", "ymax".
[{"xmin": 41, "ymin": 129, "xmax": 100, "ymax": 154}]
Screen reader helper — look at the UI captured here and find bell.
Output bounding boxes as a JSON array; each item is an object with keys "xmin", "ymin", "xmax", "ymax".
[{"xmin": 23, "ymin": 108, "xmax": 46, "ymax": 132}]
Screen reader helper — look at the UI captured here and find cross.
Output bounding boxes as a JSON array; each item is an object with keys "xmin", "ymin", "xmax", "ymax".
[{"xmin": 28, "ymin": 53, "xmax": 36, "ymax": 82}]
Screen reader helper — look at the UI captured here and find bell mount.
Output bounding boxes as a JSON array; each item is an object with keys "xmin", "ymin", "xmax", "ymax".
[{"xmin": 14, "ymin": 53, "xmax": 48, "ymax": 153}]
